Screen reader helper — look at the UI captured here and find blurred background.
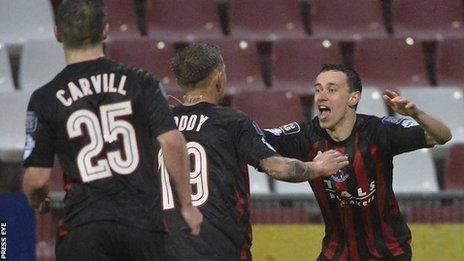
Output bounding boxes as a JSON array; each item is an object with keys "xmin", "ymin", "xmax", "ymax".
[{"xmin": 0, "ymin": 0, "xmax": 463, "ymax": 260}]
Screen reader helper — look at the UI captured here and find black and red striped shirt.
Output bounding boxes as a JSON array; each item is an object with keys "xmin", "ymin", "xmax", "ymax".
[{"xmin": 264, "ymin": 114, "xmax": 429, "ymax": 261}]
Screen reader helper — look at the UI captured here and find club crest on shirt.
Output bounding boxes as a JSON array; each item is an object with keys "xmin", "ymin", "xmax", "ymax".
[
  {"xmin": 331, "ymin": 170, "xmax": 349, "ymax": 183},
  {"xmin": 26, "ymin": 111, "xmax": 38, "ymax": 134}
]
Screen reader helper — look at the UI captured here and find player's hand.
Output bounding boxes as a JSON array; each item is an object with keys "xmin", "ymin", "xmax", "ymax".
[
  {"xmin": 312, "ymin": 150, "xmax": 349, "ymax": 178},
  {"xmin": 35, "ymin": 197, "xmax": 51, "ymax": 214},
  {"xmin": 180, "ymin": 205, "xmax": 203, "ymax": 236},
  {"xmin": 383, "ymin": 89, "xmax": 420, "ymax": 118}
]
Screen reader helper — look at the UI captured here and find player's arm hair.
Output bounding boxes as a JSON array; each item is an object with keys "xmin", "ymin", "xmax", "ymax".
[
  {"xmin": 22, "ymin": 167, "xmax": 51, "ymax": 211},
  {"xmin": 413, "ymin": 110, "xmax": 452, "ymax": 146},
  {"xmin": 259, "ymin": 156, "xmax": 317, "ymax": 183},
  {"xmin": 157, "ymin": 129, "xmax": 193, "ymax": 209}
]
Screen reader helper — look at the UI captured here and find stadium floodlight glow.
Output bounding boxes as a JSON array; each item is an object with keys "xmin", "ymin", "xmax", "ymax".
[
  {"xmin": 371, "ymin": 91, "xmax": 381, "ymax": 100},
  {"xmin": 322, "ymin": 40, "xmax": 332, "ymax": 48},
  {"xmin": 405, "ymin": 37, "xmax": 415, "ymax": 45},
  {"xmin": 120, "ymin": 24, "xmax": 128, "ymax": 32},
  {"xmin": 452, "ymin": 21, "xmax": 461, "ymax": 28},
  {"xmin": 156, "ymin": 41, "xmax": 166, "ymax": 50},
  {"xmin": 453, "ymin": 91, "xmax": 463, "ymax": 100},
  {"xmin": 239, "ymin": 41, "xmax": 248, "ymax": 50}
]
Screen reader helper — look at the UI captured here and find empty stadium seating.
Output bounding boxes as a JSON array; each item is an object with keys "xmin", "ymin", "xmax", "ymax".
[
  {"xmin": 248, "ymin": 165, "xmax": 271, "ymax": 195},
  {"xmin": 444, "ymin": 143, "xmax": 464, "ymax": 190},
  {"xmin": 0, "ymin": 44, "xmax": 14, "ymax": 92},
  {"xmin": 104, "ymin": 0, "xmax": 141, "ymax": 39},
  {"xmin": 147, "ymin": 0, "xmax": 223, "ymax": 41},
  {"xmin": 271, "ymin": 39, "xmax": 343, "ymax": 92},
  {"xmin": 106, "ymin": 38, "xmax": 180, "ymax": 91},
  {"xmin": 18, "ymin": 39, "xmax": 66, "ymax": 91},
  {"xmin": 398, "ymin": 87, "xmax": 464, "ymax": 134},
  {"xmin": 229, "ymin": 0, "xmax": 306, "ymax": 40},
  {"xmin": 0, "ymin": 0, "xmax": 55, "ymax": 47},
  {"xmin": 436, "ymin": 38, "xmax": 464, "ymax": 86},
  {"xmin": 274, "ymin": 180, "xmax": 313, "ymax": 195},
  {"xmin": 231, "ymin": 90, "xmax": 305, "ymax": 129},
  {"xmin": 392, "ymin": 149, "xmax": 439, "ymax": 193},
  {"xmin": 391, "ymin": 0, "xmax": 464, "ymax": 39},
  {"xmin": 0, "ymin": 91, "xmax": 32, "ymax": 162},
  {"xmin": 353, "ymin": 38, "xmax": 429, "ymax": 89},
  {"xmin": 310, "ymin": 0, "xmax": 387, "ymax": 40},
  {"xmin": 206, "ymin": 39, "xmax": 265, "ymax": 93}
]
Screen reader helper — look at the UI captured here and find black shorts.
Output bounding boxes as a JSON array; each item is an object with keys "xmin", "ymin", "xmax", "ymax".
[
  {"xmin": 165, "ymin": 218, "xmax": 244, "ymax": 261},
  {"xmin": 55, "ymin": 221, "xmax": 165, "ymax": 261}
]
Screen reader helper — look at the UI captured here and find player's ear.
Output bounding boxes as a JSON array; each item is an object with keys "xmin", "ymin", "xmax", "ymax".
[
  {"xmin": 102, "ymin": 23, "xmax": 109, "ymax": 40},
  {"xmin": 348, "ymin": 91, "xmax": 361, "ymax": 108},
  {"xmin": 54, "ymin": 26, "xmax": 62, "ymax": 43}
]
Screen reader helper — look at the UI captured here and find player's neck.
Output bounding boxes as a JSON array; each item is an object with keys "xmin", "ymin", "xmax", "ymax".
[
  {"xmin": 64, "ymin": 44, "xmax": 105, "ymax": 65},
  {"xmin": 183, "ymin": 90, "xmax": 217, "ymax": 106},
  {"xmin": 325, "ymin": 112, "xmax": 357, "ymax": 142}
]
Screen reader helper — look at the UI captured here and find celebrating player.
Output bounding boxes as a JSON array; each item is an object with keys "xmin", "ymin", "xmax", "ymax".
[
  {"xmin": 264, "ymin": 64, "xmax": 452, "ymax": 260},
  {"xmin": 162, "ymin": 44, "xmax": 349, "ymax": 260},
  {"xmin": 21, "ymin": 1, "xmax": 201, "ymax": 260}
]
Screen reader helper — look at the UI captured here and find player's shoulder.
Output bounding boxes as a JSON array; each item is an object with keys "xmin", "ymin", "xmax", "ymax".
[
  {"xmin": 215, "ymin": 106, "xmax": 250, "ymax": 122},
  {"xmin": 123, "ymin": 65, "xmax": 160, "ymax": 85}
]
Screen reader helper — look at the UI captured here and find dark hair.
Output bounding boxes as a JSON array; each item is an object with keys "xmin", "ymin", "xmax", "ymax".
[
  {"xmin": 56, "ymin": 0, "xmax": 108, "ymax": 48},
  {"xmin": 318, "ymin": 64, "xmax": 362, "ymax": 93},
  {"xmin": 170, "ymin": 43, "xmax": 224, "ymax": 90}
]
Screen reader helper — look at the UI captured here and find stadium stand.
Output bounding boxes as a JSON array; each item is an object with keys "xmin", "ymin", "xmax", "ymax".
[
  {"xmin": 436, "ymin": 38, "xmax": 464, "ymax": 86},
  {"xmin": 0, "ymin": 44, "xmax": 15, "ymax": 92},
  {"xmin": 392, "ymin": 149, "xmax": 439, "ymax": 193},
  {"xmin": 310, "ymin": 0, "xmax": 387, "ymax": 40},
  {"xmin": 391, "ymin": 0, "xmax": 464, "ymax": 40},
  {"xmin": 18, "ymin": 39, "xmax": 66, "ymax": 92},
  {"xmin": 229, "ymin": 0, "xmax": 305, "ymax": 40},
  {"xmin": 147, "ymin": 0, "xmax": 223, "ymax": 41},
  {"xmin": 248, "ymin": 165, "xmax": 271, "ymax": 195},
  {"xmin": 231, "ymin": 90, "xmax": 305, "ymax": 129},
  {"xmin": 398, "ymin": 86, "xmax": 464, "ymax": 145},
  {"xmin": 271, "ymin": 39, "xmax": 343, "ymax": 92},
  {"xmin": 205, "ymin": 39, "xmax": 264, "ymax": 93},
  {"xmin": 0, "ymin": 91, "xmax": 32, "ymax": 162},
  {"xmin": 0, "ymin": 0, "xmax": 55, "ymax": 48},
  {"xmin": 104, "ymin": 0, "xmax": 141, "ymax": 39},
  {"xmin": 106, "ymin": 38, "xmax": 180, "ymax": 92},
  {"xmin": 444, "ymin": 143, "xmax": 464, "ymax": 190},
  {"xmin": 353, "ymin": 38, "xmax": 429, "ymax": 89}
]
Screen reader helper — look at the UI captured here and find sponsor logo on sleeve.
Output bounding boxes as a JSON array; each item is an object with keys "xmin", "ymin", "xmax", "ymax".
[
  {"xmin": 280, "ymin": 122, "xmax": 300, "ymax": 135},
  {"xmin": 381, "ymin": 116, "xmax": 418, "ymax": 128},
  {"xmin": 25, "ymin": 111, "xmax": 37, "ymax": 134}
]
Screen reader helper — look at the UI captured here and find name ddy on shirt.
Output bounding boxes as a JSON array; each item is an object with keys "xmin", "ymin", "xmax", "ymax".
[
  {"xmin": 56, "ymin": 73, "xmax": 128, "ymax": 106},
  {"xmin": 174, "ymin": 114, "xmax": 209, "ymax": 132},
  {"xmin": 323, "ymin": 177, "xmax": 377, "ymax": 207}
]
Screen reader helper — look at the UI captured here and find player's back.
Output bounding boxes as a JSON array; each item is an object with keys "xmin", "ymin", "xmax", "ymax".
[
  {"xmin": 24, "ymin": 57, "xmax": 174, "ymax": 232},
  {"xmin": 164, "ymin": 102, "xmax": 275, "ymax": 260}
]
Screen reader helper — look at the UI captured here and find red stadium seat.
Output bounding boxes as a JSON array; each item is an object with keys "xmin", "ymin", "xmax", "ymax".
[
  {"xmin": 436, "ymin": 38, "xmax": 464, "ymax": 86},
  {"xmin": 106, "ymin": 38, "xmax": 181, "ymax": 92},
  {"xmin": 310, "ymin": 0, "xmax": 387, "ymax": 40},
  {"xmin": 147, "ymin": 0, "xmax": 223, "ymax": 41},
  {"xmin": 444, "ymin": 144, "xmax": 464, "ymax": 190},
  {"xmin": 353, "ymin": 38, "xmax": 429, "ymax": 89},
  {"xmin": 391, "ymin": 0, "xmax": 464, "ymax": 39},
  {"xmin": 231, "ymin": 90, "xmax": 305, "ymax": 129},
  {"xmin": 229, "ymin": 0, "xmax": 306, "ymax": 40},
  {"xmin": 205, "ymin": 39, "xmax": 265, "ymax": 93},
  {"xmin": 271, "ymin": 39, "xmax": 342, "ymax": 93},
  {"xmin": 104, "ymin": 0, "xmax": 141, "ymax": 39}
]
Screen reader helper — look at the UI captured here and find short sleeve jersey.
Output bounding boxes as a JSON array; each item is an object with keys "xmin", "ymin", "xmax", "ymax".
[
  {"xmin": 23, "ymin": 58, "xmax": 176, "ymax": 232},
  {"xmin": 264, "ymin": 114, "xmax": 429, "ymax": 260}
]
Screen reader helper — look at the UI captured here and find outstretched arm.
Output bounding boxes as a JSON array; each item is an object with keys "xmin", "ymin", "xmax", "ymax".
[
  {"xmin": 259, "ymin": 150, "xmax": 349, "ymax": 182},
  {"xmin": 383, "ymin": 89, "xmax": 452, "ymax": 145}
]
